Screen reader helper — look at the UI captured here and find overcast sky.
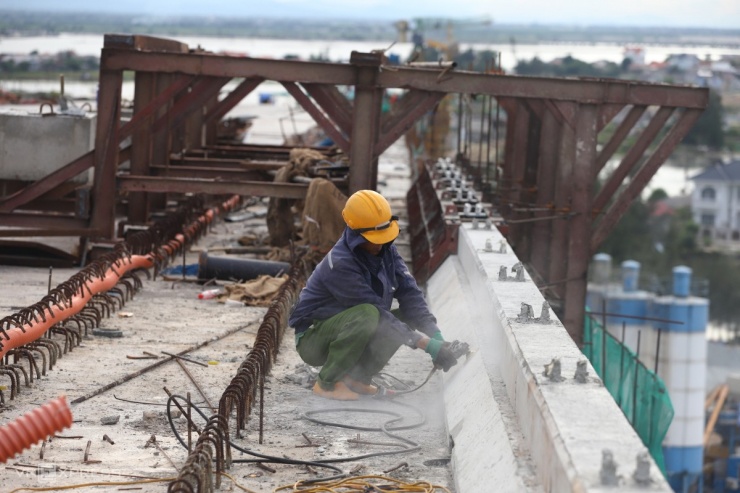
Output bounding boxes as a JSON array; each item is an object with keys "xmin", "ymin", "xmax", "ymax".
[{"xmin": 2, "ymin": 0, "xmax": 739, "ymax": 29}]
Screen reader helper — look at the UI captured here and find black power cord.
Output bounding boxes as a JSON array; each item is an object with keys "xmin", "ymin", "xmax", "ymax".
[{"xmin": 165, "ymin": 390, "xmax": 428, "ymax": 485}]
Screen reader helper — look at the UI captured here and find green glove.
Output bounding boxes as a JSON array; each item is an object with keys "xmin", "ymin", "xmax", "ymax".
[
  {"xmin": 432, "ymin": 331, "xmax": 445, "ymax": 342},
  {"xmin": 424, "ymin": 338, "xmax": 443, "ymax": 360}
]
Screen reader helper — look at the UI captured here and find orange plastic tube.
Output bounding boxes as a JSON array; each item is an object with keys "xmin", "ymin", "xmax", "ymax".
[
  {"xmin": 0, "ymin": 395, "xmax": 73, "ymax": 463},
  {"xmin": 0, "ymin": 255, "xmax": 154, "ymax": 360}
]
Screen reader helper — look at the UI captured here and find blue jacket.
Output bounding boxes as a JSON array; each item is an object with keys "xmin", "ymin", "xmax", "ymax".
[{"xmin": 289, "ymin": 227, "xmax": 439, "ymax": 347}]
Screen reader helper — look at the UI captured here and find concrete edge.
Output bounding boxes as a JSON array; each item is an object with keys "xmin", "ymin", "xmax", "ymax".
[{"xmin": 427, "ymin": 225, "xmax": 672, "ymax": 492}]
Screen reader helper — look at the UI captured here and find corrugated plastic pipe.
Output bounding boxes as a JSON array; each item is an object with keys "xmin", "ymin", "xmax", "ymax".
[
  {"xmin": 0, "ymin": 195, "xmax": 241, "ymax": 374},
  {"xmin": 0, "ymin": 395, "xmax": 73, "ymax": 463},
  {"xmin": 0, "ymin": 255, "xmax": 154, "ymax": 361}
]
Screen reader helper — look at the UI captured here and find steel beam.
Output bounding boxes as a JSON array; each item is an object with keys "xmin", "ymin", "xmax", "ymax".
[
  {"xmin": 203, "ymin": 78, "xmax": 264, "ymax": 125},
  {"xmin": 591, "ymin": 108, "xmax": 703, "ymax": 252},
  {"xmin": 597, "ymin": 103, "xmax": 626, "ymax": 132},
  {"xmin": 102, "ymin": 48, "xmax": 357, "ymax": 85},
  {"xmin": 0, "ymin": 150, "xmax": 95, "ymax": 213},
  {"xmin": 0, "ymin": 212, "xmax": 89, "ymax": 230},
  {"xmin": 592, "ymin": 106, "xmax": 674, "ymax": 214},
  {"xmin": 302, "ymin": 83, "xmax": 353, "ymax": 136},
  {"xmin": 594, "ymin": 105, "xmax": 647, "ymax": 173},
  {"xmin": 377, "ymin": 68, "xmax": 710, "ymax": 108},
  {"xmin": 171, "ymin": 157, "xmax": 286, "ymax": 170},
  {"xmin": 281, "ymin": 81, "xmax": 350, "ymax": 153},
  {"xmin": 375, "ymin": 91, "xmax": 445, "ymax": 156},
  {"xmin": 118, "ymin": 176, "xmax": 308, "ymax": 199},
  {"xmin": 151, "ymin": 77, "xmax": 230, "ymax": 135},
  {"xmin": 118, "ymin": 74, "xmax": 195, "ymax": 141},
  {"xmin": 149, "ymin": 164, "xmax": 267, "ymax": 181}
]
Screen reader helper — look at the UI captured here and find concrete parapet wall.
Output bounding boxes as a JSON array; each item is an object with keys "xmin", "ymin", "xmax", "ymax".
[
  {"xmin": 426, "ymin": 224, "xmax": 672, "ymax": 492},
  {"xmin": 0, "ymin": 110, "xmax": 95, "ymax": 183}
]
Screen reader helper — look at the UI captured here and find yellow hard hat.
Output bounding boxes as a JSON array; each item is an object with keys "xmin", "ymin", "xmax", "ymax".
[{"xmin": 342, "ymin": 190, "xmax": 399, "ymax": 245}]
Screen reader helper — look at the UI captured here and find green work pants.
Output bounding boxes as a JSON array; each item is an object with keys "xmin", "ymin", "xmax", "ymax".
[{"xmin": 296, "ymin": 303, "xmax": 404, "ymax": 390}]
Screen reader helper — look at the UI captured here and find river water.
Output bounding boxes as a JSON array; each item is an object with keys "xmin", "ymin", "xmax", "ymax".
[{"xmin": 3, "ymin": 32, "xmax": 740, "ymax": 71}]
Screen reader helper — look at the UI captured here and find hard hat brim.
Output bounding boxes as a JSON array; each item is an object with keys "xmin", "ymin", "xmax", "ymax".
[{"xmin": 360, "ymin": 221, "xmax": 399, "ymax": 245}]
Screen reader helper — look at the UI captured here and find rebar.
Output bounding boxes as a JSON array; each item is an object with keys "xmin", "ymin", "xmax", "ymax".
[
  {"xmin": 0, "ymin": 195, "xmax": 242, "ymax": 404},
  {"xmin": 169, "ymin": 253, "xmax": 315, "ymax": 492}
]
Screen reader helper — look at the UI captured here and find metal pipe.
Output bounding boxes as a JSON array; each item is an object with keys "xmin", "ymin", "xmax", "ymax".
[
  {"xmin": 198, "ymin": 252, "xmax": 290, "ymax": 282},
  {"xmin": 407, "ymin": 60, "xmax": 457, "ymax": 69}
]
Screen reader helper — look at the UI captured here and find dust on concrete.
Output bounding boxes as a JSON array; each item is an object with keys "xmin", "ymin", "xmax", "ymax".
[{"xmin": 0, "ymin": 140, "xmax": 456, "ymax": 492}]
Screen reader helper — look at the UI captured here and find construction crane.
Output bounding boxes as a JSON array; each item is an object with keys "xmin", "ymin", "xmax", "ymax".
[{"xmin": 393, "ymin": 15, "xmax": 493, "ymax": 49}]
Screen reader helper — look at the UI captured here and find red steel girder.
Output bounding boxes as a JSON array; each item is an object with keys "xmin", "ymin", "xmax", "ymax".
[
  {"xmin": 89, "ymin": 69, "xmax": 123, "ymax": 238},
  {"xmin": 171, "ymin": 156, "xmax": 286, "ymax": 171},
  {"xmin": 374, "ymin": 90, "xmax": 445, "ymax": 156},
  {"xmin": 119, "ymin": 74, "xmax": 196, "ymax": 141},
  {"xmin": 378, "ymin": 68, "xmax": 709, "ymax": 108},
  {"xmin": 562, "ymin": 104, "xmax": 599, "ymax": 346},
  {"xmin": 0, "ymin": 212, "xmax": 89, "ymax": 231},
  {"xmin": 149, "ymin": 164, "xmax": 268, "ymax": 181},
  {"xmin": 204, "ymin": 77, "xmax": 264, "ymax": 125},
  {"xmin": 594, "ymin": 105, "xmax": 647, "ymax": 173},
  {"xmin": 281, "ymin": 81, "xmax": 350, "ymax": 153},
  {"xmin": 0, "ymin": 150, "xmax": 94, "ymax": 213},
  {"xmin": 302, "ymin": 83, "xmax": 353, "ymax": 137},
  {"xmin": 151, "ymin": 77, "xmax": 231, "ymax": 135},
  {"xmin": 592, "ymin": 106, "xmax": 674, "ymax": 214},
  {"xmin": 102, "ymin": 48, "xmax": 356, "ymax": 86},
  {"xmin": 117, "ymin": 175, "xmax": 308, "ymax": 199},
  {"xmin": 591, "ymin": 108, "xmax": 703, "ymax": 252}
]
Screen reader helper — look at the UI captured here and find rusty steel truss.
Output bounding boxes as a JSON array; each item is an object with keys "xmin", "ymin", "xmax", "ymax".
[{"xmin": 0, "ymin": 34, "xmax": 708, "ymax": 343}]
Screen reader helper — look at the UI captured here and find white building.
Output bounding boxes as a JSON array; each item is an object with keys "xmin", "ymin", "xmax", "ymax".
[{"xmin": 691, "ymin": 160, "xmax": 740, "ymax": 246}]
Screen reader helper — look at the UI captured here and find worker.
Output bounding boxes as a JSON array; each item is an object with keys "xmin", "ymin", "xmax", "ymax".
[{"xmin": 289, "ymin": 189, "xmax": 459, "ymax": 401}]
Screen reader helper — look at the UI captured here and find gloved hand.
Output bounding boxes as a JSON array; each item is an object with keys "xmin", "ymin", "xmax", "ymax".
[
  {"xmin": 424, "ymin": 339, "xmax": 458, "ymax": 372},
  {"xmin": 434, "ymin": 344, "xmax": 458, "ymax": 372},
  {"xmin": 431, "ymin": 330, "xmax": 445, "ymax": 342}
]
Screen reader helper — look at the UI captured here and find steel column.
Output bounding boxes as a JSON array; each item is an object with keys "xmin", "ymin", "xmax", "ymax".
[
  {"xmin": 348, "ymin": 52, "xmax": 383, "ymax": 192},
  {"xmin": 505, "ymin": 101, "xmax": 530, "ymax": 249},
  {"xmin": 128, "ymin": 71, "xmax": 156, "ymax": 224},
  {"xmin": 563, "ymin": 104, "xmax": 599, "ymax": 346},
  {"xmin": 549, "ymin": 122, "xmax": 576, "ymax": 301},
  {"xmin": 529, "ymin": 109, "xmax": 562, "ymax": 278},
  {"xmin": 514, "ymin": 105, "xmax": 542, "ymax": 263},
  {"xmin": 90, "ymin": 66, "xmax": 123, "ymax": 238}
]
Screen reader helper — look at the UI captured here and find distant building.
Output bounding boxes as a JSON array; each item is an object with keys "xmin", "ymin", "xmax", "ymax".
[
  {"xmin": 623, "ymin": 46, "xmax": 645, "ymax": 66},
  {"xmin": 690, "ymin": 160, "xmax": 740, "ymax": 247},
  {"xmin": 697, "ymin": 60, "xmax": 740, "ymax": 91},
  {"xmin": 666, "ymin": 54, "xmax": 701, "ymax": 73}
]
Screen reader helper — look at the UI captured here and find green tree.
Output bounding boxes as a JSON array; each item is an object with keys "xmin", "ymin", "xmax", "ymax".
[{"xmin": 683, "ymin": 89, "xmax": 725, "ymax": 149}]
